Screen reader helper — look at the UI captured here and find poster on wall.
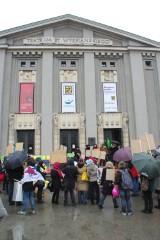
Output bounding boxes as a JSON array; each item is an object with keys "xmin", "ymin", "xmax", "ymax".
[
  {"xmin": 19, "ymin": 83, "xmax": 34, "ymax": 113},
  {"xmin": 103, "ymin": 83, "xmax": 118, "ymax": 112},
  {"xmin": 62, "ymin": 83, "xmax": 76, "ymax": 113}
]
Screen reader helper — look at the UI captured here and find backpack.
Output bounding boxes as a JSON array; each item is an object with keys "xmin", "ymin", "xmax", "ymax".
[
  {"xmin": 120, "ymin": 169, "xmax": 133, "ymax": 190},
  {"xmin": 141, "ymin": 177, "xmax": 149, "ymax": 191}
]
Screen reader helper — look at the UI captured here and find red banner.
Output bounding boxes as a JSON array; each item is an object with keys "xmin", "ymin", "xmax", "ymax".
[{"xmin": 19, "ymin": 83, "xmax": 34, "ymax": 113}]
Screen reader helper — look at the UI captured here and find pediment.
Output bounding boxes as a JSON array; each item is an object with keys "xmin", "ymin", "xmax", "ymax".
[{"xmin": 0, "ymin": 14, "xmax": 159, "ymax": 48}]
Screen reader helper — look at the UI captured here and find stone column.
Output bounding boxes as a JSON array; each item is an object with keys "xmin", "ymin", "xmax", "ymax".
[
  {"xmin": 0, "ymin": 49, "xmax": 6, "ymax": 148},
  {"xmin": 130, "ymin": 51, "xmax": 149, "ymax": 137}
]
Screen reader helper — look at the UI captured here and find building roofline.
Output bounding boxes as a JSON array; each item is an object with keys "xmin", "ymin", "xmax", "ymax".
[{"xmin": 0, "ymin": 14, "xmax": 160, "ymax": 47}]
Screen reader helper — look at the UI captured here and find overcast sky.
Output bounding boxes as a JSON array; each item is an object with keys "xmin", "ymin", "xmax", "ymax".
[{"xmin": 0, "ymin": 0, "xmax": 159, "ymax": 42}]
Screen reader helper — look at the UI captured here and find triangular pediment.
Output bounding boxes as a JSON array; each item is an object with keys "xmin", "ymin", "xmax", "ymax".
[{"xmin": 0, "ymin": 14, "xmax": 160, "ymax": 48}]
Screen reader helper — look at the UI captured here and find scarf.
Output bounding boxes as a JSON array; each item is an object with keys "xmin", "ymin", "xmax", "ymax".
[{"xmin": 52, "ymin": 162, "xmax": 63, "ymax": 178}]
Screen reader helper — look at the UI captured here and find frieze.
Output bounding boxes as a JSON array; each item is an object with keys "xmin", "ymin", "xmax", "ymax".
[{"xmin": 23, "ymin": 37, "xmax": 113, "ymax": 46}]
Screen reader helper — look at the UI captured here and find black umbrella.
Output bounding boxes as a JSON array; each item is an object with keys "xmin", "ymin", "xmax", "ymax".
[
  {"xmin": 4, "ymin": 151, "xmax": 28, "ymax": 169},
  {"xmin": 111, "ymin": 140, "xmax": 120, "ymax": 145}
]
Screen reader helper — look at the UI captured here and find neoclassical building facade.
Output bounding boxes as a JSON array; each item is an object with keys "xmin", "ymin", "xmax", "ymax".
[{"xmin": 0, "ymin": 14, "xmax": 160, "ymax": 155}]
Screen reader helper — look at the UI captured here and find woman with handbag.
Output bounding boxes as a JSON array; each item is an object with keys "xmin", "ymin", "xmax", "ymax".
[
  {"xmin": 98, "ymin": 161, "xmax": 119, "ymax": 209},
  {"xmin": 77, "ymin": 158, "xmax": 88, "ymax": 205}
]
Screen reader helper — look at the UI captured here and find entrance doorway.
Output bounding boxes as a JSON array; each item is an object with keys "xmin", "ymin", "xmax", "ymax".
[
  {"xmin": 17, "ymin": 130, "xmax": 35, "ymax": 155},
  {"xmin": 104, "ymin": 128, "xmax": 122, "ymax": 146},
  {"xmin": 60, "ymin": 130, "xmax": 78, "ymax": 153}
]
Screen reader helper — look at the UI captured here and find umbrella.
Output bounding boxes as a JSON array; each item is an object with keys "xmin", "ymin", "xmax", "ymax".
[
  {"xmin": 4, "ymin": 151, "xmax": 28, "ymax": 169},
  {"xmin": 111, "ymin": 140, "xmax": 120, "ymax": 145},
  {"xmin": 132, "ymin": 152, "xmax": 160, "ymax": 179},
  {"xmin": 113, "ymin": 147, "xmax": 132, "ymax": 162}
]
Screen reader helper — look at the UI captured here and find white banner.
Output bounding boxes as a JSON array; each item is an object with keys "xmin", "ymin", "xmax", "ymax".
[
  {"xmin": 62, "ymin": 83, "xmax": 76, "ymax": 113},
  {"xmin": 103, "ymin": 83, "xmax": 118, "ymax": 112}
]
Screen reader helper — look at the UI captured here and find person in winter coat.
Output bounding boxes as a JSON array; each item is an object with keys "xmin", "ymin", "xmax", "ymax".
[
  {"xmin": 98, "ymin": 161, "xmax": 119, "ymax": 209},
  {"xmin": 128, "ymin": 162, "xmax": 139, "ymax": 196},
  {"xmin": 51, "ymin": 162, "xmax": 63, "ymax": 204},
  {"xmin": 6, "ymin": 165, "xmax": 24, "ymax": 206},
  {"xmin": 0, "ymin": 160, "xmax": 5, "ymax": 193},
  {"xmin": 77, "ymin": 158, "xmax": 88, "ymax": 204},
  {"xmin": 62, "ymin": 159, "xmax": 77, "ymax": 206},
  {"xmin": 18, "ymin": 157, "xmax": 44, "ymax": 215},
  {"xmin": 86, "ymin": 159, "xmax": 100, "ymax": 205},
  {"xmin": 36, "ymin": 160, "xmax": 46, "ymax": 203},
  {"xmin": 141, "ymin": 173, "xmax": 155, "ymax": 214},
  {"xmin": 154, "ymin": 175, "xmax": 160, "ymax": 209},
  {"xmin": 114, "ymin": 161, "xmax": 132, "ymax": 216}
]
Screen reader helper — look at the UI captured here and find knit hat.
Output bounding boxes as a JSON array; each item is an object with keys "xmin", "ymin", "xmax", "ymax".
[
  {"xmin": 118, "ymin": 161, "xmax": 126, "ymax": 169},
  {"xmin": 86, "ymin": 159, "xmax": 94, "ymax": 166},
  {"xmin": 89, "ymin": 156, "xmax": 97, "ymax": 163},
  {"xmin": 105, "ymin": 161, "xmax": 114, "ymax": 169}
]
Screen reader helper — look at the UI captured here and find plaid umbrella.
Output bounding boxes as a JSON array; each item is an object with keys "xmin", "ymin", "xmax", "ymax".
[{"xmin": 4, "ymin": 151, "xmax": 28, "ymax": 169}]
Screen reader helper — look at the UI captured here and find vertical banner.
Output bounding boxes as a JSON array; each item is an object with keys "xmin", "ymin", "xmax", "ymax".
[
  {"xmin": 103, "ymin": 83, "xmax": 118, "ymax": 112},
  {"xmin": 62, "ymin": 83, "xmax": 76, "ymax": 113},
  {"xmin": 19, "ymin": 83, "xmax": 34, "ymax": 113}
]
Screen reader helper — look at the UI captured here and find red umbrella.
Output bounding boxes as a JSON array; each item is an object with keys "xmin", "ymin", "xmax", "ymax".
[{"xmin": 113, "ymin": 147, "xmax": 132, "ymax": 162}]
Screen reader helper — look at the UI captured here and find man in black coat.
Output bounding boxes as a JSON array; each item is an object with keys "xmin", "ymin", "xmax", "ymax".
[{"xmin": 62, "ymin": 159, "xmax": 77, "ymax": 206}]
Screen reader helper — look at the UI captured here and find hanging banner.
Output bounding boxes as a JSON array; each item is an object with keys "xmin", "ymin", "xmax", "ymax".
[
  {"xmin": 62, "ymin": 83, "xmax": 76, "ymax": 113},
  {"xmin": 19, "ymin": 83, "xmax": 34, "ymax": 113},
  {"xmin": 103, "ymin": 83, "xmax": 118, "ymax": 112}
]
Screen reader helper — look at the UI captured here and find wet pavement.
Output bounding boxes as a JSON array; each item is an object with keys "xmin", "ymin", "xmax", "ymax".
[{"xmin": 0, "ymin": 190, "xmax": 160, "ymax": 240}]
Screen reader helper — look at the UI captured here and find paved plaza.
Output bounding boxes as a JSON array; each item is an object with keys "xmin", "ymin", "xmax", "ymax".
[{"xmin": 0, "ymin": 190, "xmax": 160, "ymax": 240}]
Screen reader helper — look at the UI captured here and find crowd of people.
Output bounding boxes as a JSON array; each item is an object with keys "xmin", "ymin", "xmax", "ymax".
[{"xmin": 0, "ymin": 142, "xmax": 160, "ymax": 218}]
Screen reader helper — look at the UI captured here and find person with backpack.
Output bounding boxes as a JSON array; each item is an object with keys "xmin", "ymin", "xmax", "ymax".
[{"xmin": 115, "ymin": 161, "xmax": 133, "ymax": 216}]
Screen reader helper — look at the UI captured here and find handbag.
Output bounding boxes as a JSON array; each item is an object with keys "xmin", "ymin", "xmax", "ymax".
[
  {"xmin": 82, "ymin": 171, "xmax": 89, "ymax": 181},
  {"xmin": 0, "ymin": 173, "xmax": 4, "ymax": 182},
  {"xmin": 12, "ymin": 182, "xmax": 23, "ymax": 202},
  {"xmin": 47, "ymin": 180, "xmax": 54, "ymax": 192}
]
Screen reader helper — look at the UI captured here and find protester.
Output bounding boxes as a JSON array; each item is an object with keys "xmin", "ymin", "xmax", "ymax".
[
  {"xmin": 98, "ymin": 161, "xmax": 119, "ymax": 209},
  {"xmin": 51, "ymin": 162, "xmax": 63, "ymax": 204},
  {"xmin": 115, "ymin": 161, "xmax": 132, "ymax": 216},
  {"xmin": 6, "ymin": 165, "xmax": 24, "ymax": 206},
  {"xmin": 128, "ymin": 162, "xmax": 139, "ymax": 196},
  {"xmin": 154, "ymin": 175, "xmax": 160, "ymax": 209},
  {"xmin": 86, "ymin": 159, "xmax": 100, "ymax": 205},
  {"xmin": 36, "ymin": 160, "xmax": 46, "ymax": 203},
  {"xmin": 62, "ymin": 159, "xmax": 77, "ymax": 206},
  {"xmin": 0, "ymin": 160, "xmax": 5, "ymax": 193},
  {"xmin": 18, "ymin": 157, "xmax": 44, "ymax": 215},
  {"xmin": 77, "ymin": 158, "xmax": 88, "ymax": 205},
  {"xmin": 141, "ymin": 173, "xmax": 155, "ymax": 214}
]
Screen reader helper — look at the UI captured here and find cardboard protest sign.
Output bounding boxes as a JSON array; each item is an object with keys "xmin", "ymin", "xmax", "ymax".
[
  {"xmin": 85, "ymin": 150, "xmax": 92, "ymax": 157},
  {"xmin": 100, "ymin": 151, "xmax": 106, "ymax": 160},
  {"xmin": 92, "ymin": 149, "xmax": 100, "ymax": 159},
  {"xmin": 6, "ymin": 145, "xmax": 14, "ymax": 156},
  {"xmin": 106, "ymin": 169, "xmax": 115, "ymax": 181},
  {"xmin": 139, "ymin": 133, "xmax": 156, "ymax": 152},
  {"xmin": 50, "ymin": 150, "xmax": 67, "ymax": 164},
  {"xmin": 15, "ymin": 142, "xmax": 23, "ymax": 151},
  {"xmin": 131, "ymin": 139, "xmax": 142, "ymax": 154}
]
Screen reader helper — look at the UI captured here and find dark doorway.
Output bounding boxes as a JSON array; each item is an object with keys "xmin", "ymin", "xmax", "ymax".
[
  {"xmin": 104, "ymin": 128, "xmax": 122, "ymax": 146},
  {"xmin": 17, "ymin": 130, "xmax": 35, "ymax": 155},
  {"xmin": 60, "ymin": 130, "xmax": 78, "ymax": 153}
]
